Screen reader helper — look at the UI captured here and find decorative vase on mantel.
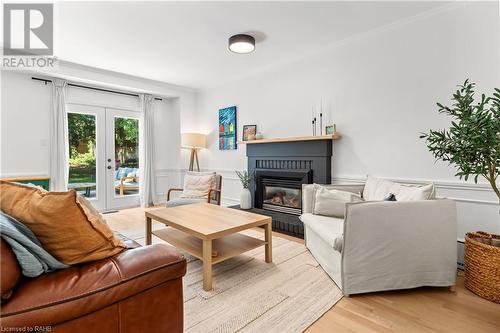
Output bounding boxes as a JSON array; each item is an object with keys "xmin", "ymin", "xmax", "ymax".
[{"xmin": 235, "ymin": 170, "xmax": 254, "ymax": 210}]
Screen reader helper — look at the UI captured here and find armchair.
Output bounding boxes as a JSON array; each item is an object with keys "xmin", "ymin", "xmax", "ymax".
[
  {"xmin": 300, "ymin": 183, "xmax": 457, "ymax": 296},
  {"xmin": 166, "ymin": 174, "xmax": 222, "ymax": 207}
]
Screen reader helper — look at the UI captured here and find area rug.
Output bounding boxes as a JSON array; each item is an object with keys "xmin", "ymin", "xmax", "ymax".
[{"xmin": 123, "ymin": 228, "xmax": 343, "ymax": 333}]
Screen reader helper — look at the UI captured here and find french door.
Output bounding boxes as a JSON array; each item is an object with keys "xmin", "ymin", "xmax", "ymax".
[{"xmin": 66, "ymin": 104, "xmax": 140, "ymax": 211}]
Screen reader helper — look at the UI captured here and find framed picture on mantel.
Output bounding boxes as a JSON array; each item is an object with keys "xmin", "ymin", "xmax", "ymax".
[
  {"xmin": 219, "ymin": 106, "xmax": 237, "ymax": 150},
  {"xmin": 242, "ymin": 125, "xmax": 257, "ymax": 141}
]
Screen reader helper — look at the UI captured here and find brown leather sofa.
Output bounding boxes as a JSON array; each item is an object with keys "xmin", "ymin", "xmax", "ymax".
[{"xmin": 0, "ymin": 237, "xmax": 187, "ymax": 332}]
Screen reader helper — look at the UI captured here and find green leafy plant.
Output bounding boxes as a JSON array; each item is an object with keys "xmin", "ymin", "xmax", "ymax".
[
  {"xmin": 69, "ymin": 149, "xmax": 96, "ymax": 168},
  {"xmin": 420, "ymin": 80, "xmax": 499, "ymax": 200},
  {"xmin": 235, "ymin": 170, "xmax": 254, "ymax": 189}
]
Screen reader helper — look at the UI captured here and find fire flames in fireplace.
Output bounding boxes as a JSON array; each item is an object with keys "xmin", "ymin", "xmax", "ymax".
[
  {"xmin": 264, "ymin": 186, "xmax": 301, "ymax": 209},
  {"xmin": 255, "ymin": 170, "xmax": 311, "ymax": 215}
]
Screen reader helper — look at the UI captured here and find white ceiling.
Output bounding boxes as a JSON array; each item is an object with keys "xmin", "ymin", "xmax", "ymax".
[{"xmin": 55, "ymin": 1, "xmax": 448, "ymax": 89}]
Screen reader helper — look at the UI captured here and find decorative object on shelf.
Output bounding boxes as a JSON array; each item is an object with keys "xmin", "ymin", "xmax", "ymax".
[
  {"xmin": 319, "ymin": 98, "xmax": 323, "ymax": 135},
  {"xmin": 319, "ymin": 112, "xmax": 323, "ymax": 135},
  {"xmin": 235, "ymin": 170, "xmax": 254, "ymax": 209},
  {"xmin": 311, "ymin": 107, "xmax": 317, "ymax": 136},
  {"xmin": 242, "ymin": 125, "xmax": 257, "ymax": 141},
  {"xmin": 228, "ymin": 34, "xmax": 255, "ymax": 54},
  {"xmin": 181, "ymin": 133, "xmax": 207, "ymax": 171},
  {"xmin": 219, "ymin": 106, "xmax": 237, "ymax": 150},
  {"xmin": 325, "ymin": 124, "xmax": 336, "ymax": 135},
  {"xmin": 464, "ymin": 231, "xmax": 500, "ymax": 303},
  {"xmin": 255, "ymin": 131, "xmax": 264, "ymax": 140},
  {"xmin": 312, "ymin": 99, "xmax": 326, "ymax": 136}
]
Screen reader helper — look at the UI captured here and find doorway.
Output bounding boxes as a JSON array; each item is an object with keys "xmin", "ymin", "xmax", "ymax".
[{"xmin": 66, "ymin": 104, "xmax": 140, "ymax": 211}]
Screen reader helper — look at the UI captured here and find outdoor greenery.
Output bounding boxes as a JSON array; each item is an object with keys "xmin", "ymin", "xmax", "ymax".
[
  {"xmin": 235, "ymin": 170, "xmax": 254, "ymax": 189},
  {"xmin": 67, "ymin": 114, "xmax": 139, "ymax": 184},
  {"xmin": 115, "ymin": 118, "xmax": 139, "ymax": 166},
  {"xmin": 420, "ymin": 80, "xmax": 500, "ymax": 200},
  {"xmin": 68, "ymin": 114, "xmax": 96, "ymax": 184}
]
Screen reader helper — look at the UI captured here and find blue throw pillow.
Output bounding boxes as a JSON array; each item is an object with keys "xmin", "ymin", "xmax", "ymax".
[{"xmin": 0, "ymin": 212, "xmax": 68, "ymax": 277}]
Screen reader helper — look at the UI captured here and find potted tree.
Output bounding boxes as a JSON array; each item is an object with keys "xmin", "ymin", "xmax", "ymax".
[{"xmin": 421, "ymin": 80, "xmax": 499, "ymax": 303}]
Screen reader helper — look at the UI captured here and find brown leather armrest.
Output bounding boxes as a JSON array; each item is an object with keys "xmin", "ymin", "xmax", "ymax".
[{"xmin": 1, "ymin": 244, "xmax": 186, "ymax": 328}]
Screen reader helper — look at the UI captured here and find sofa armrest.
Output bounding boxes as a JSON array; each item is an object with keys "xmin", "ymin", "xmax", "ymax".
[
  {"xmin": 1, "ymin": 244, "xmax": 186, "ymax": 328},
  {"xmin": 342, "ymin": 199, "xmax": 457, "ymax": 294}
]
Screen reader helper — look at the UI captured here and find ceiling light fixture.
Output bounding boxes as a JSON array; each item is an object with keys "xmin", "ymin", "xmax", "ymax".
[{"xmin": 228, "ymin": 34, "xmax": 255, "ymax": 54}]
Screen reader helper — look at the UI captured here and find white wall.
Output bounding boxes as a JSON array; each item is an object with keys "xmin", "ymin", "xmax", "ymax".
[
  {"xmin": 190, "ymin": 1, "xmax": 500, "ymax": 238},
  {"xmin": 1, "ymin": 71, "xmax": 52, "ymax": 177},
  {"xmin": 0, "ymin": 70, "xmax": 194, "ymax": 203}
]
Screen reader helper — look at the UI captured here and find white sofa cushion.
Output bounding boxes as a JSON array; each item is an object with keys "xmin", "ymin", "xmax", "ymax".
[
  {"xmin": 363, "ymin": 175, "xmax": 434, "ymax": 201},
  {"xmin": 180, "ymin": 171, "xmax": 215, "ymax": 198},
  {"xmin": 395, "ymin": 183, "xmax": 434, "ymax": 201},
  {"xmin": 300, "ymin": 213, "xmax": 344, "ymax": 252},
  {"xmin": 166, "ymin": 197, "xmax": 207, "ymax": 207},
  {"xmin": 313, "ymin": 187, "xmax": 363, "ymax": 218},
  {"xmin": 363, "ymin": 175, "xmax": 395, "ymax": 201}
]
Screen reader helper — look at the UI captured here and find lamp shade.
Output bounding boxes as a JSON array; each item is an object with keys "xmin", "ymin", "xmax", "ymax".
[{"xmin": 181, "ymin": 133, "xmax": 207, "ymax": 149}]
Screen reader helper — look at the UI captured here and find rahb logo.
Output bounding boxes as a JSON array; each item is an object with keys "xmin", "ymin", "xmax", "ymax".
[{"xmin": 3, "ymin": 3, "xmax": 53, "ymax": 56}]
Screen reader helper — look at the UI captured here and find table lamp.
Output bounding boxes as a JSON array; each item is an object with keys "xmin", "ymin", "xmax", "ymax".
[{"xmin": 181, "ymin": 133, "xmax": 207, "ymax": 171}]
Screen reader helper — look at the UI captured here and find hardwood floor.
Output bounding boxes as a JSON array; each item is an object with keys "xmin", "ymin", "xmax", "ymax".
[{"xmin": 106, "ymin": 206, "xmax": 500, "ymax": 333}]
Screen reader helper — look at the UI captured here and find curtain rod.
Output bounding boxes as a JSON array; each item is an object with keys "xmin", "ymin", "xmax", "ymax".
[{"xmin": 31, "ymin": 77, "xmax": 163, "ymax": 101}]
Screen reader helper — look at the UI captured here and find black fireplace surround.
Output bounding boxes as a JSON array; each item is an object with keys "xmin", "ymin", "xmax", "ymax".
[{"xmin": 245, "ymin": 139, "xmax": 333, "ymax": 237}]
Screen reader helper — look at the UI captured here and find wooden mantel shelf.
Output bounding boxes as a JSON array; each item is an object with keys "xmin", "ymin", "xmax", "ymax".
[{"xmin": 238, "ymin": 134, "xmax": 340, "ymax": 145}]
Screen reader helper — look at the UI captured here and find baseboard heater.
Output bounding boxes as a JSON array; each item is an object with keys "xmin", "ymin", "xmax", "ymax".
[{"xmin": 457, "ymin": 239, "xmax": 465, "ymax": 271}]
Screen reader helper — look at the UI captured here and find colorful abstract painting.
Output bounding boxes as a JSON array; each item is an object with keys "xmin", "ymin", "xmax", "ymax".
[{"xmin": 219, "ymin": 106, "xmax": 237, "ymax": 150}]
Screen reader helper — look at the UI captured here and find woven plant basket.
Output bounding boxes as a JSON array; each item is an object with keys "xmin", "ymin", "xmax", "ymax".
[{"xmin": 464, "ymin": 231, "xmax": 500, "ymax": 303}]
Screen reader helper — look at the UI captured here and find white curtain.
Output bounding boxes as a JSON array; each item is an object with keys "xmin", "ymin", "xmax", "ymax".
[
  {"xmin": 139, "ymin": 94, "xmax": 157, "ymax": 207},
  {"xmin": 49, "ymin": 79, "xmax": 69, "ymax": 191}
]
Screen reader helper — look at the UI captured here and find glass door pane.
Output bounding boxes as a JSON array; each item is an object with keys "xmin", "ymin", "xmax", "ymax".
[
  {"xmin": 68, "ymin": 113, "xmax": 97, "ymax": 198},
  {"xmin": 106, "ymin": 108, "xmax": 140, "ymax": 210},
  {"xmin": 66, "ymin": 104, "xmax": 106, "ymax": 211},
  {"xmin": 114, "ymin": 117, "xmax": 139, "ymax": 197}
]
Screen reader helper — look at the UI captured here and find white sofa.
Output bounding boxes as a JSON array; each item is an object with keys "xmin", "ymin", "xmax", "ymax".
[{"xmin": 300, "ymin": 183, "xmax": 457, "ymax": 296}]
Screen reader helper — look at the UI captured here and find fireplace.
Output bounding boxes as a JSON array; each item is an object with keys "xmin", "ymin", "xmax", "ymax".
[
  {"xmin": 255, "ymin": 169, "xmax": 312, "ymax": 215},
  {"xmin": 244, "ymin": 137, "xmax": 333, "ymax": 237}
]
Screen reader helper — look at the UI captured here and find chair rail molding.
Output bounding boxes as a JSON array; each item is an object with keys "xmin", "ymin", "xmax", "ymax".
[{"xmin": 332, "ymin": 176, "xmax": 499, "ymax": 205}]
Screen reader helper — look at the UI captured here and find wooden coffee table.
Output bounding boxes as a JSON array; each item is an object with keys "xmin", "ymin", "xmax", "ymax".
[{"xmin": 145, "ymin": 203, "xmax": 272, "ymax": 291}]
